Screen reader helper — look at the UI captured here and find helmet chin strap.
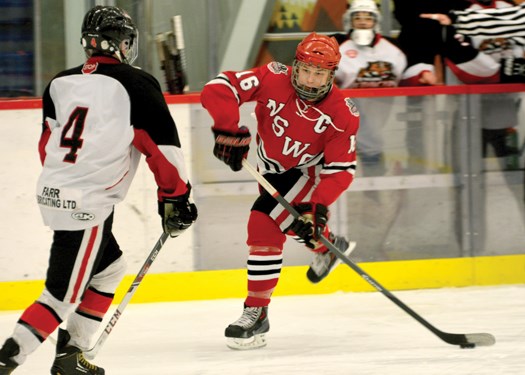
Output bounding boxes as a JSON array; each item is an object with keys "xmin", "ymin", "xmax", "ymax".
[{"xmin": 351, "ymin": 29, "xmax": 375, "ymax": 46}]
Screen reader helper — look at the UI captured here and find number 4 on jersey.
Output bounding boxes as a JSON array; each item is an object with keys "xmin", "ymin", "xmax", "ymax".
[{"xmin": 60, "ymin": 106, "xmax": 88, "ymax": 163}]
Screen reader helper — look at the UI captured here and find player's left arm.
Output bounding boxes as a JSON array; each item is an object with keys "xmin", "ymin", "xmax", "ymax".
[
  {"xmin": 129, "ymin": 72, "xmax": 190, "ymax": 200},
  {"xmin": 129, "ymin": 72, "xmax": 197, "ymax": 235},
  {"xmin": 311, "ymin": 100, "xmax": 359, "ymax": 206}
]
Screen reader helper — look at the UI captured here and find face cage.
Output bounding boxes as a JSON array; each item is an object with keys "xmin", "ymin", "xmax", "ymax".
[
  {"xmin": 291, "ymin": 60, "xmax": 335, "ymax": 102},
  {"xmin": 121, "ymin": 32, "xmax": 139, "ymax": 64}
]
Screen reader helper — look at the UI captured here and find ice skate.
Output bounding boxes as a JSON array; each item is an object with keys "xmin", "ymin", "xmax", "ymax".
[
  {"xmin": 0, "ymin": 338, "xmax": 19, "ymax": 374},
  {"xmin": 307, "ymin": 236, "xmax": 356, "ymax": 283},
  {"xmin": 50, "ymin": 329, "xmax": 104, "ymax": 375},
  {"xmin": 225, "ymin": 306, "xmax": 269, "ymax": 350}
]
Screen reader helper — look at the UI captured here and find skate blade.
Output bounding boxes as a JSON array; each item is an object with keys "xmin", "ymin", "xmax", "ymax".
[{"xmin": 226, "ymin": 333, "xmax": 267, "ymax": 350}]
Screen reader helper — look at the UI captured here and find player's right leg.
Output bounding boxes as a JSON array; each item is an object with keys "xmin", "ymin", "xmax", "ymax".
[
  {"xmin": 0, "ymin": 216, "xmax": 117, "ymax": 373},
  {"xmin": 0, "ymin": 225, "xmax": 98, "ymax": 373},
  {"xmin": 225, "ymin": 305, "xmax": 270, "ymax": 350},
  {"xmin": 49, "ymin": 219, "xmax": 124, "ymax": 374},
  {"xmin": 225, "ymin": 211, "xmax": 285, "ymax": 350},
  {"xmin": 50, "ymin": 328, "xmax": 104, "ymax": 375}
]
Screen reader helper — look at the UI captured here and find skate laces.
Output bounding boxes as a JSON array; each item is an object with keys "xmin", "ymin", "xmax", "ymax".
[
  {"xmin": 78, "ymin": 353, "xmax": 98, "ymax": 371},
  {"xmin": 233, "ymin": 307, "xmax": 262, "ymax": 328}
]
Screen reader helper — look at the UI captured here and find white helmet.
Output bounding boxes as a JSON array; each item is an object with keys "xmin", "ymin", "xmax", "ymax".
[{"xmin": 342, "ymin": 0, "xmax": 381, "ymax": 33}]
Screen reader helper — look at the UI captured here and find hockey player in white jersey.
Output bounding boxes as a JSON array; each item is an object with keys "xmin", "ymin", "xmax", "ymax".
[
  {"xmin": 335, "ymin": 0, "xmax": 407, "ymax": 173},
  {"xmin": 0, "ymin": 6, "xmax": 197, "ymax": 375}
]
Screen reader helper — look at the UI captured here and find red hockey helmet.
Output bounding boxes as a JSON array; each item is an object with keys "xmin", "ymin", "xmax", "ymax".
[
  {"xmin": 294, "ymin": 32, "xmax": 341, "ymax": 70},
  {"xmin": 292, "ymin": 33, "xmax": 341, "ymax": 101}
]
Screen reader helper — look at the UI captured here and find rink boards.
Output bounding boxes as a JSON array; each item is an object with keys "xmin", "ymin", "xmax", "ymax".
[{"xmin": 1, "ymin": 253, "xmax": 524, "ymax": 311}]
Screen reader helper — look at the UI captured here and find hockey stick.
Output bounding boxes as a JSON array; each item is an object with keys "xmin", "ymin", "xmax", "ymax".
[
  {"xmin": 172, "ymin": 15, "xmax": 188, "ymax": 92},
  {"xmin": 83, "ymin": 231, "xmax": 171, "ymax": 360},
  {"xmin": 242, "ymin": 159, "xmax": 495, "ymax": 348}
]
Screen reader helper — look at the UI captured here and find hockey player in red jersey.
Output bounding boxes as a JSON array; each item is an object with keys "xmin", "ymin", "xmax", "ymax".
[
  {"xmin": 0, "ymin": 6, "xmax": 197, "ymax": 375},
  {"xmin": 201, "ymin": 32, "xmax": 359, "ymax": 350}
]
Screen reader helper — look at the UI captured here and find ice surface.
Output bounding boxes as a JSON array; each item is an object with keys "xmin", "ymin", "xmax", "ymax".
[{"xmin": 0, "ymin": 285, "xmax": 523, "ymax": 374}]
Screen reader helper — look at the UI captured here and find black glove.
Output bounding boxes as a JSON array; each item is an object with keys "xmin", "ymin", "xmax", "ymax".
[
  {"xmin": 212, "ymin": 126, "xmax": 251, "ymax": 171},
  {"xmin": 287, "ymin": 202, "xmax": 329, "ymax": 249},
  {"xmin": 500, "ymin": 57, "xmax": 525, "ymax": 83},
  {"xmin": 158, "ymin": 194, "xmax": 198, "ymax": 238}
]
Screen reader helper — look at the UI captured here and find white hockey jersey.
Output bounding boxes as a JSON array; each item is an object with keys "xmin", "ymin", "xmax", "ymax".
[
  {"xmin": 453, "ymin": 2, "xmax": 525, "ymax": 45},
  {"xmin": 466, "ymin": 1, "xmax": 524, "ymax": 62},
  {"xmin": 37, "ymin": 55, "xmax": 189, "ymax": 230},
  {"xmin": 335, "ymin": 35, "xmax": 407, "ymax": 89}
]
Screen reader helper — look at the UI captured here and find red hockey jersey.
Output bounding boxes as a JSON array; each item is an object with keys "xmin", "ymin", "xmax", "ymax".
[{"xmin": 201, "ymin": 62, "xmax": 359, "ymax": 206}]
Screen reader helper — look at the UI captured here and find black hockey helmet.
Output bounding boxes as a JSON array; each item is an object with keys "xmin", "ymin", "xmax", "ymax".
[{"xmin": 81, "ymin": 6, "xmax": 138, "ymax": 64}]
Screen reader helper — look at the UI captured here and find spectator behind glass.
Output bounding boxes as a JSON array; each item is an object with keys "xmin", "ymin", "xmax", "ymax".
[
  {"xmin": 421, "ymin": 1, "xmax": 525, "ymax": 42},
  {"xmin": 421, "ymin": 0, "xmax": 525, "ymax": 84},
  {"xmin": 393, "ymin": 0, "xmax": 474, "ymax": 86},
  {"xmin": 335, "ymin": 0, "xmax": 407, "ymax": 175},
  {"xmin": 421, "ymin": 0, "xmax": 523, "ymax": 161}
]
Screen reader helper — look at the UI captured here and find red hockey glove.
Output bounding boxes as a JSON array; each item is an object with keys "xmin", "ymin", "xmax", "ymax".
[
  {"xmin": 158, "ymin": 192, "xmax": 198, "ymax": 238},
  {"xmin": 287, "ymin": 202, "xmax": 329, "ymax": 249},
  {"xmin": 212, "ymin": 126, "xmax": 251, "ymax": 172}
]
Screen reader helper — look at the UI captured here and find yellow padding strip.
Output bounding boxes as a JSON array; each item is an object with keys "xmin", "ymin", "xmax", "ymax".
[{"xmin": 1, "ymin": 254, "xmax": 524, "ymax": 311}]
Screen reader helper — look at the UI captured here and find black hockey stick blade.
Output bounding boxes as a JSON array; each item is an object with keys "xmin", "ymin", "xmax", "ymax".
[
  {"xmin": 317, "ymin": 234, "xmax": 496, "ymax": 348},
  {"xmin": 449, "ymin": 332, "xmax": 496, "ymax": 348},
  {"xmin": 241, "ymin": 159, "xmax": 496, "ymax": 348}
]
